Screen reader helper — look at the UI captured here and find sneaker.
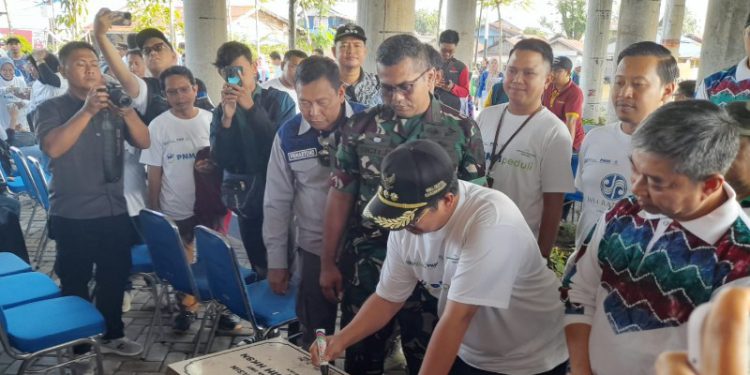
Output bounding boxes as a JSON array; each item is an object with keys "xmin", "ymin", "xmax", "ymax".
[
  {"xmin": 218, "ymin": 313, "xmax": 242, "ymax": 332},
  {"xmin": 100, "ymin": 337, "xmax": 143, "ymax": 357},
  {"xmin": 173, "ymin": 310, "xmax": 196, "ymax": 333},
  {"xmin": 122, "ymin": 291, "xmax": 132, "ymax": 313}
]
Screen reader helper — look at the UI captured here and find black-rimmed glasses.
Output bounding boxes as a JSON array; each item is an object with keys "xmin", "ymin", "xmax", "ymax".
[{"xmin": 380, "ymin": 68, "xmax": 432, "ymax": 98}]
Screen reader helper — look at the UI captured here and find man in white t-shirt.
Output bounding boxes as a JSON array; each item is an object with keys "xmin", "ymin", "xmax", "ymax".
[
  {"xmin": 139, "ymin": 65, "xmax": 213, "ymax": 333},
  {"xmin": 573, "ymin": 41, "xmax": 677, "ymax": 248},
  {"xmin": 476, "ymin": 38, "xmax": 574, "ymax": 258},
  {"xmin": 311, "ymin": 140, "xmax": 569, "ymax": 375},
  {"xmin": 261, "ymin": 50, "xmax": 307, "ymax": 113}
]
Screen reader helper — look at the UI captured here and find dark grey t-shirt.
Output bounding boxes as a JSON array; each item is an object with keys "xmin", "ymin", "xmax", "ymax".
[{"xmin": 35, "ymin": 93, "xmax": 128, "ymax": 219}]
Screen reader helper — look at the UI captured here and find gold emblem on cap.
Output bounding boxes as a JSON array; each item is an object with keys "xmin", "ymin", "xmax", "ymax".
[
  {"xmin": 363, "ymin": 206, "xmax": 417, "ymax": 230},
  {"xmin": 424, "ymin": 180, "xmax": 447, "ymax": 198}
]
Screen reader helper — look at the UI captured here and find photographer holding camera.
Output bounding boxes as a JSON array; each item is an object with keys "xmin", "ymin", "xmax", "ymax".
[
  {"xmin": 34, "ymin": 41, "xmax": 149, "ymax": 356},
  {"xmin": 210, "ymin": 41, "xmax": 295, "ymax": 279}
]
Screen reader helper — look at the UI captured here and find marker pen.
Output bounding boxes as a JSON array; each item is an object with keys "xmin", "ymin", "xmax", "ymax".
[{"xmin": 315, "ymin": 329, "xmax": 329, "ymax": 375}]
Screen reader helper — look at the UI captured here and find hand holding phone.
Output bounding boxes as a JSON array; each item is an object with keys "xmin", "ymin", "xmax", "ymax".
[
  {"xmin": 111, "ymin": 11, "xmax": 132, "ymax": 26},
  {"xmin": 223, "ymin": 66, "xmax": 243, "ymax": 87}
]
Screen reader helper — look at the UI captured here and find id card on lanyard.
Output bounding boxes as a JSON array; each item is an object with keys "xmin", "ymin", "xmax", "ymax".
[{"xmin": 486, "ymin": 106, "xmax": 543, "ymax": 188}]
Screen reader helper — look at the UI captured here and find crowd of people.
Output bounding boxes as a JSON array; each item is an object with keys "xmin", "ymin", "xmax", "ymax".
[{"xmin": 1, "ymin": 7, "xmax": 750, "ymax": 375}]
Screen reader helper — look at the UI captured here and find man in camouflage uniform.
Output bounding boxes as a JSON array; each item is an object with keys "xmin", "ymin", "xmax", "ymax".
[{"xmin": 319, "ymin": 34, "xmax": 485, "ymax": 374}]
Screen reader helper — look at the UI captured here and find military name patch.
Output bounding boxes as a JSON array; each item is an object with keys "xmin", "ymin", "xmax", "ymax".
[{"xmin": 287, "ymin": 148, "xmax": 317, "ymax": 162}]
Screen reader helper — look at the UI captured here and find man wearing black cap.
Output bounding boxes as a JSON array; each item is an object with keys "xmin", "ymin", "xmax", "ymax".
[
  {"xmin": 311, "ymin": 139, "xmax": 568, "ymax": 375},
  {"xmin": 5, "ymin": 37, "xmax": 32, "ymax": 85},
  {"xmin": 320, "ymin": 34, "xmax": 485, "ymax": 374},
  {"xmin": 332, "ymin": 23, "xmax": 381, "ymax": 107},
  {"xmin": 93, "ymin": 8, "xmax": 211, "ymax": 125},
  {"xmin": 542, "ymin": 55, "xmax": 584, "ymax": 152},
  {"xmin": 696, "ymin": 12, "xmax": 750, "ymax": 105}
]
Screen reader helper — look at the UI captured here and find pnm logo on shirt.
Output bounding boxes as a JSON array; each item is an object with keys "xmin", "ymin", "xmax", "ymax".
[
  {"xmin": 600, "ymin": 173, "xmax": 627, "ymax": 200},
  {"xmin": 288, "ymin": 148, "xmax": 317, "ymax": 162}
]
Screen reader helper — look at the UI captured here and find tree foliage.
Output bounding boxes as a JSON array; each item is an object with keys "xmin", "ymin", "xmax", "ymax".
[
  {"xmin": 56, "ymin": 0, "xmax": 89, "ymax": 41},
  {"xmin": 415, "ymin": 9, "xmax": 439, "ymax": 36},
  {"xmin": 682, "ymin": 8, "xmax": 700, "ymax": 36},
  {"xmin": 523, "ymin": 27, "xmax": 548, "ymax": 38},
  {"xmin": 555, "ymin": 0, "xmax": 586, "ymax": 40},
  {"xmin": 126, "ymin": 0, "xmax": 185, "ymax": 37}
]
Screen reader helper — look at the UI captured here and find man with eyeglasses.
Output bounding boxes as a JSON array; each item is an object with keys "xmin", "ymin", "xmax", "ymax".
[
  {"xmin": 263, "ymin": 56, "xmax": 366, "ymax": 349},
  {"xmin": 311, "ymin": 139, "xmax": 568, "ymax": 375},
  {"xmin": 331, "ymin": 23, "xmax": 381, "ymax": 107},
  {"xmin": 319, "ymin": 34, "xmax": 485, "ymax": 374}
]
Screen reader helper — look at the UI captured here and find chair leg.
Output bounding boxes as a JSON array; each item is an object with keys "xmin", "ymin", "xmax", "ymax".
[
  {"xmin": 24, "ymin": 204, "xmax": 37, "ymax": 235},
  {"xmin": 140, "ymin": 274, "xmax": 161, "ymax": 360},
  {"xmin": 17, "ymin": 359, "xmax": 30, "ymax": 375},
  {"xmin": 191, "ymin": 302, "xmax": 211, "ymax": 358},
  {"xmin": 33, "ymin": 226, "xmax": 49, "ymax": 270},
  {"xmin": 93, "ymin": 340, "xmax": 104, "ymax": 375},
  {"xmin": 204, "ymin": 303, "xmax": 222, "ymax": 354}
]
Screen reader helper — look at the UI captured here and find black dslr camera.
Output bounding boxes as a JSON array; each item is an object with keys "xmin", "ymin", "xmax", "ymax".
[{"xmin": 99, "ymin": 82, "xmax": 133, "ymax": 108}]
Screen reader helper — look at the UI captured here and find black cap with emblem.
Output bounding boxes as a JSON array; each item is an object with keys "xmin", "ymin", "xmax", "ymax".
[
  {"xmin": 363, "ymin": 140, "xmax": 456, "ymax": 231},
  {"xmin": 334, "ymin": 23, "xmax": 367, "ymax": 43}
]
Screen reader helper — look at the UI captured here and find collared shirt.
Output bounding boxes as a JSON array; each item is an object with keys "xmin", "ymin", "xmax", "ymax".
[
  {"xmin": 35, "ymin": 93, "xmax": 129, "ymax": 219},
  {"xmin": 696, "ymin": 57, "xmax": 750, "ymax": 106},
  {"xmin": 263, "ymin": 101, "xmax": 366, "ymax": 268},
  {"xmin": 331, "ymin": 96, "xmax": 486, "ymax": 248},
  {"xmin": 562, "ymin": 184, "xmax": 750, "ymax": 375},
  {"xmin": 542, "ymin": 80, "xmax": 584, "ymax": 151},
  {"xmin": 344, "ymin": 68, "xmax": 382, "ymax": 108}
]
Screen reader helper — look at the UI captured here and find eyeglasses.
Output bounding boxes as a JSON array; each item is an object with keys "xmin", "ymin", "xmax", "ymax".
[
  {"xmin": 380, "ymin": 68, "xmax": 431, "ymax": 98},
  {"xmin": 143, "ymin": 42, "xmax": 168, "ymax": 55},
  {"xmin": 405, "ymin": 207, "xmax": 431, "ymax": 230}
]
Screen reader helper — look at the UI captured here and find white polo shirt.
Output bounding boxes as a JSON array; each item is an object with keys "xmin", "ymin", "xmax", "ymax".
[{"xmin": 377, "ymin": 181, "xmax": 568, "ymax": 374}]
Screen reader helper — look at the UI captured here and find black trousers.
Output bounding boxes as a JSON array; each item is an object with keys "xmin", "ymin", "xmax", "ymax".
[
  {"xmin": 51, "ymin": 214, "xmax": 133, "ymax": 340},
  {"xmin": 449, "ymin": 357, "xmax": 568, "ymax": 375},
  {"xmin": 296, "ymin": 249, "xmax": 338, "ymax": 348},
  {"xmin": 238, "ymin": 214, "xmax": 267, "ymax": 277}
]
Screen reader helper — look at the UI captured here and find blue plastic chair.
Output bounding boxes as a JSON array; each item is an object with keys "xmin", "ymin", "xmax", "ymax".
[
  {"xmin": 9, "ymin": 147, "xmax": 43, "ymax": 235},
  {"xmin": 25, "ymin": 156, "xmax": 52, "ymax": 269},
  {"xmin": 565, "ymin": 154, "xmax": 583, "ymax": 203},
  {"xmin": 195, "ymin": 225, "xmax": 297, "ymax": 346},
  {"xmin": 0, "ymin": 296, "xmax": 105, "ymax": 374},
  {"xmin": 0, "ymin": 161, "xmax": 30, "ymax": 196},
  {"xmin": 0, "ymin": 272, "xmax": 60, "ymax": 309},
  {"xmin": 0, "ymin": 252, "xmax": 31, "ymax": 277},
  {"xmin": 138, "ymin": 209, "xmax": 220, "ymax": 357}
]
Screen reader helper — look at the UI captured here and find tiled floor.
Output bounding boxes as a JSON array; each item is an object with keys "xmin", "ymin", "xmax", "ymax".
[{"xmin": 1, "ymin": 197, "xmax": 407, "ymax": 374}]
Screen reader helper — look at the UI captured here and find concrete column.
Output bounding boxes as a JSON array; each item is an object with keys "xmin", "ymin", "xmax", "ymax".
[
  {"xmin": 609, "ymin": 0, "xmax": 660, "ymax": 122},
  {"xmin": 357, "ymin": 0, "xmax": 416, "ymax": 72},
  {"xmin": 183, "ymin": 0, "xmax": 228, "ymax": 104},
  {"xmin": 660, "ymin": 0, "xmax": 685, "ymax": 58},
  {"xmin": 445, "ymin": 0, "xmax": 478, "ymax": 67},
  {"xmin": 697, "ymin": 0, "xmax": 749, "ymax": 81},
  {"xmin": 613, "ymin": 0, "xmax": 661, "ymax": 59},
  {"xmin": 581, "ymin": 0, "xmax": 613, "ymax": 122}
]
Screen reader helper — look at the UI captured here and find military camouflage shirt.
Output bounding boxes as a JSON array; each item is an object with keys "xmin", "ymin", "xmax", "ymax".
[{"xmin": 331, "ymin": 96, "xmax": 486, "ymax": 248}]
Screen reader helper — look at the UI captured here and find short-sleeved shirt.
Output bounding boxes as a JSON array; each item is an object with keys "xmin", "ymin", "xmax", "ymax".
[
  {"xmin": 331, "ymin": 96, "xmax": 486, "ymax": 247},
  {"xmin": 542, "ymin": 80, "xmax": 585, "ymax": 151},
  {"xmin": 377, "ymin": 181, "xmax": 568, "ymax": 373},
  {"xmin": 696, "ymin": 57, "xmax": 750, "ymax": 106},
  {"xmin": 477, "ymin": 104, "xmax": 575, "ymax": 238},
  {"xmin": 140, "ymin": 109, "xmax": 212, "ymax": 221},
  {"xmin": 35, "ymin": 93, "xmax": 128, "ymax": 219}
]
